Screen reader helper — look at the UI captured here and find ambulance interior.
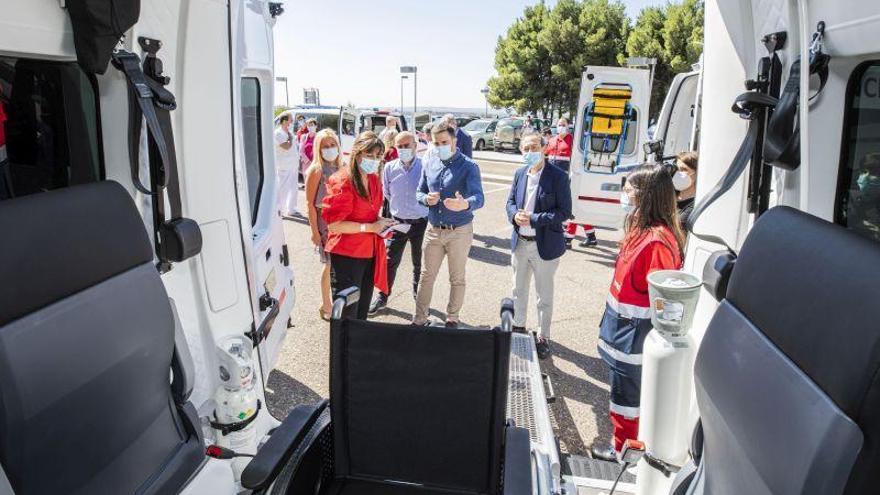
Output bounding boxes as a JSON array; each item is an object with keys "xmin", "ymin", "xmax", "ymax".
[
  {"xmin": 2, "ymin": 1, "xmax": 880, "ymax": 495},
  {"xmin": 580, "ymin": 83, "xmax": 638, "ymax": 171}
]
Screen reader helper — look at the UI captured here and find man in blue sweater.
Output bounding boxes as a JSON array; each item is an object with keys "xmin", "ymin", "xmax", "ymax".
[{"xmin": 413, "ymin": 121, "xmax": 484, "ymax": 327}]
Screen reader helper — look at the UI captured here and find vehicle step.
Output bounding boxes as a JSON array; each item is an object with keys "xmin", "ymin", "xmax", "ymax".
[{"xmin": 562, "ymin": 454, "xmax": 636, "ymax": 483}]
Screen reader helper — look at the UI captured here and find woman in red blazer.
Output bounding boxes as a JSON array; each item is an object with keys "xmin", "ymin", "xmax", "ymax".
[{"xmin": 321, "ymin": 132, "xmax": 395, "ymax": 319}]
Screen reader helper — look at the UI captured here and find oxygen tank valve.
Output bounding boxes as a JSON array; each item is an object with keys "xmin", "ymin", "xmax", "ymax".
[{"xmin": 212, "ymin": 336, "xmax": 261, "ymax": 480}]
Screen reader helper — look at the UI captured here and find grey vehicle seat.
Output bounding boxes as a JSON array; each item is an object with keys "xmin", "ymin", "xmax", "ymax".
[
  {"xmin": 685, "ymin": 206, "xmax": 880, "ymax": 495},
  {"xmin": 0, "ymin": 181, "xmax": 204, "ymax": 494},
  {"xmin": 241, "ymin": 290, "xmax": 532, "ymax": 495}
]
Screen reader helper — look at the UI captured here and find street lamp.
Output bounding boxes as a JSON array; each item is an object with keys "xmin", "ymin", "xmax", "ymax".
[
  {"xmin": 400, "ymin": 75, "xmax": 409, "ymax": 113},
  {"xmin": 275, "ymin": 76, "xmax": 289, "ymax": 107},
  {"xmin": 481, "ymin": 87, "xmax": 490, "ymax": 117}
]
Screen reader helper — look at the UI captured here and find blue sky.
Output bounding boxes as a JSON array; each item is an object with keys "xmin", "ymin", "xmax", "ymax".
[{"xmin": 273, "ymin": 0, "xmax": 663, "ymax": 109}]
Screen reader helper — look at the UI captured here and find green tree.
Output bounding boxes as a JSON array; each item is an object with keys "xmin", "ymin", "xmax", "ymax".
[
  {"xmin": 626, "ymin": 0, "xmax": 704, "ymax": 116},
  {"xmin": 487, "ymin": 3, "xmax": 552, "ymax": 116}
]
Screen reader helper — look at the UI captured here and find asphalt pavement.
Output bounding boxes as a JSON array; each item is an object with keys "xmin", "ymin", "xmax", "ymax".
[{"xmin": 266, "ymin": 157, "xmax": 622, "ymax": 456}]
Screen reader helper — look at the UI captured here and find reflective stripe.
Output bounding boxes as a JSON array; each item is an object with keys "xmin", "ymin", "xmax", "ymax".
[
  {"xmin": 598, "ymin": 340, "xmax": 643, "ymax": 365},
  {"xmin": 609, "ymin": 401, "xmax": 640, "ymax": 418},
  {"xmin": 606, "ymin": 294, "xmax": 652, "ymax": 319}
]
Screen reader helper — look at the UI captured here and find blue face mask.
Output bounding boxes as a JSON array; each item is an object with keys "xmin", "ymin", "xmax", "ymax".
[
  {"xmin": 523, "ymin": 151, "xmax": 542, "ymax": 168},
  {"xmin": 397, "ymin": 148, "xmax": 414, "ymax": 163},
  {"xmin": 436, "ymin": 144, "xmax": 453, "ymax": 161},
  {"xmin": 359, "ymin": 157, "xmax": 380, "ymax": 175},
  {"xmin": 620, "ymin": 192, "xmax": 635, "ymax": 214},
  {"xmin": 321, "ymin": 147, "xmax": 339, "ymax": 162}
]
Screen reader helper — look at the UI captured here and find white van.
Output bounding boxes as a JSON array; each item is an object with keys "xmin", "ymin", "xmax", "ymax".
[
  {"xmin": 274, "ymin": 105, "xmax": 359, "ymax": 156},
  {"xmin": 569, "ymin": 66, "xmax": 651, "ymax": 228}
]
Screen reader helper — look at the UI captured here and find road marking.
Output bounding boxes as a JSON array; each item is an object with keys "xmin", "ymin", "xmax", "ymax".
[{"xmin": 484, "ymin": 185, "xmax": 510, "ymax": 194}]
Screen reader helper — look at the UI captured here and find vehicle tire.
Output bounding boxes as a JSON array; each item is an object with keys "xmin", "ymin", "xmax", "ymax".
[{"xmin": 476, "ymin": 139, "xmax": 484, "ymax": 151}]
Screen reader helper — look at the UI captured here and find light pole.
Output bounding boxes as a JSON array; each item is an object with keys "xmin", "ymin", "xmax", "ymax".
[
  {"xmin": 275, "ymin": 76, "xmax": 289, "ymax": 107},
  {"xmin": 481, "ymin": 87, "xmax": 490, "ymax": 117},
  {"xmin": 400, "ymin": 75, "xmax": 409, "ymax": 113}
]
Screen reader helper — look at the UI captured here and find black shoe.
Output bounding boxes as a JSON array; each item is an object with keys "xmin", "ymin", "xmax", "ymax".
[
  {"xmin": 535, "ymin": 336, "xmax": 551, "ymax": 360},
  {"xmin": 368, "ymin": 295, "xmax": 387, "ymax": 315},
  {"xmin": 445, "ymin": 320, "xmax": 459, "ymax": 329},
  {"xmin": 590, "ymin": 445, "xmax": 619, "ymax": 463},
  {"xmin": 512, "ymin": 326, "xmax": 527, "ymax": 333},
  {"xmin": 564, "ymin": 238, "xmax": 573, "ymax": 249},
  {"xmin": 579, "ymin": 233, "xmax": 598, "ymax": 248}
]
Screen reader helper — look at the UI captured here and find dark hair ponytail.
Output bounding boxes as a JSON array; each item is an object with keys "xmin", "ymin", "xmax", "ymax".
[{"xmin": 623, "ymin": 163, "xmax": 686, "ymax": 258}]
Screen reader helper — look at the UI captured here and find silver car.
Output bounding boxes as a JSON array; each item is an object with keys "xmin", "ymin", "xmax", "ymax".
[{"xmin": 462, "ymin": 119, "xmax": 498, "ymax": 151}]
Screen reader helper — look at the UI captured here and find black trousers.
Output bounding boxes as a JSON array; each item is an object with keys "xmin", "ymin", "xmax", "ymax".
[
  {"xmin": 383, "ymin": 218, "xmax": 427, "ymax": 297},
  {"xmin": 330, "ymin": 253, "xmax": 375, "ymax": 320}
]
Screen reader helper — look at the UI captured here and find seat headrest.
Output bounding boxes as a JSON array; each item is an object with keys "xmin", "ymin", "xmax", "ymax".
[
  {"xmin": 727, "ymin": 206, "xmax": 880, "ymax": 420},
  {"xmin": 0, "ymin": 181, "xmax": 153, "ymax": 326}
]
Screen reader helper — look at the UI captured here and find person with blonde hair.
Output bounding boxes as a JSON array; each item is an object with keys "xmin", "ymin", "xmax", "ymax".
[
  {"xmin": 321, "ymin": 131, "xmax": 395, "ymax": 319},
  {"xmin": 305, "ymin": 129, "xmax": 342, "ymax": 320},
  {"xmin": 382, "ymin": 128, "xmax": 399, "ymax": 164}
]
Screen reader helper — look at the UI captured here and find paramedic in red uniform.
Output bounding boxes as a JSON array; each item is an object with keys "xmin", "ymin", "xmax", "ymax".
[
  {"xmin": 591, "ymin": 163, "xmax": 685, "ymax": 462},
  {"xmin": 544, "ymin": 117, "xmax": 598, "ymax": 248}
]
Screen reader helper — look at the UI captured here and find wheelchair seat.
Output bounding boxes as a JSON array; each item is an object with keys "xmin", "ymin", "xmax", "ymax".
[
  {"xmin": 686, "ymin": 206, "xmax": 880, "ymax": 495},
  {"xmin": 0, "ymin": 182, "xmax": 204, "ymax": 494},
  {"xmin": 248, "ymin": 293, "xmax": 531, "ymax": 495}
]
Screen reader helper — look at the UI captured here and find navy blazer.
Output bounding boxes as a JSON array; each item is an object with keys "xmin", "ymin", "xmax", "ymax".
[
  {"xmin": 455, "ymin": 127, "xmax": 473, "ymax": 158},
  {"xmin": 506, "ymin": 163, "xmax": 572, "ymax": 260}
]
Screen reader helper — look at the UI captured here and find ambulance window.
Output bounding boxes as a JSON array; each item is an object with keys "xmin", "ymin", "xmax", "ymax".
[
  {"xmin": 342, "ymin": 113, "xmax": 356, "ymax": 136},
  {"xmin": 835, "ymin": 61, "xmax": 880, "ymax": 243},
  {"xmin": 319, "ymin": 113, "xmax": 340, "ymax": 134},
  {"xmin": 241, "ymin": 78, "xmax": 263, "ymax": 225},
  {"xmin": 0, "ymin": 57, "xmax": 102, "ymax": 201},
  {"xmin": 622, "ymin": 108, "xmax": 639, "ymax": 155}
]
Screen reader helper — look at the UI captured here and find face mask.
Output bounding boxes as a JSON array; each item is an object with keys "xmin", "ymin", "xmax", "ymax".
[
  {"xmin": 620, "ymin": 192, "xmax": 635, "ymax": 214},
  {"xmin": 523, "ymin": 151, "xmax": 542, "ymax": 168},
  {"xmin": 557, "ymin": 125, "xmax": 568, "ymax": 135},
  {"xmin": 358, "ymin": 157, "xmax": 380, "ymax": 175},
  {"xmin": 672, "ymin": 170, "xmax": 693, "ymax": 191},
  {"xmin": 321, "ymin": 147, "xmax": 339, "ymax": 162},
  {"xmin": 397, "ymin": 148, "xmax": 414, "ymax": 162},
  {"xmin": 307, "ymin": 125, "xmax": 317, "ymax": 133},
  {"xmin": 436, "ymin": 144, "xmax": 453, "ymax": 161}
]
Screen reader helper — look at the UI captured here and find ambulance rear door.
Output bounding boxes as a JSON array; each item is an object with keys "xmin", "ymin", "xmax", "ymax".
[
  {"xmin": 570, "ymin": 66, "xmax": 651, "ymax": 228},
  {"xmin": 230, "ymin": 0, "xmax": 295, "ymax": 379},
  {"xmin": 652, "ymin": 69, "xmax": 702, "ymax": 159}
]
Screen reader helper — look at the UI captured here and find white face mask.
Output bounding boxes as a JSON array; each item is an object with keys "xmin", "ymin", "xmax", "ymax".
[
  {"xmin": 557, "ymin": 125, "xmax": 568, "ymax": 135},
  {"xmin": 321, "ymin": 147, "xmax": 339, "ymax": 162},
  {"xmin": 397, "ymin": 147, "xmax": 414, "ymax": 163},
  {"xmin": 620, "ymin": 192, "xmax": 635, "ymax": 214},
  {"xmin": 436, "ymin": 144, "xmax": 453, "ymax": 160},
  {"xmin": 307, "ymin": 125, "xmax": 317, "ymax": 134},
  {"xmin": 358, "ymin": 157, "xmax": 380, "ymax": 175},
  {"xmin": 673, "ymin": 170, "xmax": 693, "ymax": 191}
]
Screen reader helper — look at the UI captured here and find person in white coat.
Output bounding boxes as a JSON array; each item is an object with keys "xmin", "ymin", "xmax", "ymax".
[{"xmin": 274, "ymin": 114, "xmax": 300, "ymax": 217}]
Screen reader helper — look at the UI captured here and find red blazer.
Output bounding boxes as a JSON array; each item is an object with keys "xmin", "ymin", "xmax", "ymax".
[
  {"xmin": 544, "ymin": 133, "xmax": 573, "ymax": 158},
  {"xmin": 321, "ymin": 171, "xmax": 388, "ymax": 292}
]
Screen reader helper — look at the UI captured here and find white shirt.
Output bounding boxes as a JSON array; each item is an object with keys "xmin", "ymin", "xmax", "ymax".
[
  {"xmin": 519, "ymin": 166, "xmax": 543, "ymax": 237},
  {"xmin": 274, "ymin": 127, "xmax": 297, "ymax": 171}
]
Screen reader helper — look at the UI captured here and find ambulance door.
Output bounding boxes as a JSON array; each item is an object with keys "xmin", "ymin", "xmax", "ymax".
[
  {"xmin": 570, "ymin": 66, "xmax": 651, "ymax": 228},
  {"xmin": 340, "ymin": 108, "xmax": 357, "ymax": 156},
  {"xmin": 231, "ymin": 0, "xmax": 295, "ymax": 379},
  {"xmin": 652, "ymin": 70, "xmax": 701, "ymax": 159}
]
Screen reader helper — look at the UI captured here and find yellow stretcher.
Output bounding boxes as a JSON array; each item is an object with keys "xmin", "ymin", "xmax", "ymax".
[{"xmin": 582, "ymin": 85, "xmax": 635, "ymax": 171}]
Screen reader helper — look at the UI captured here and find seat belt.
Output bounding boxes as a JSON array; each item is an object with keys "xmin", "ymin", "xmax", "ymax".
[
  {"xmin": 685, "ymin": 23, "xmax": 829, "ymax": 249},
  {"xmin": 112, "ymin": 37, "xmax": 201, "ymax": 273}
]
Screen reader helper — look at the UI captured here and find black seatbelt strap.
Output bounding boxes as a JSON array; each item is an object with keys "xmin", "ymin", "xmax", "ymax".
[
  {"xmin": 686, "ymin": 23, "xmax": 830, "ymax": 249},
  {"xmin": 112, "ymin": 38, "xmax": 201, "ymax": 272}
]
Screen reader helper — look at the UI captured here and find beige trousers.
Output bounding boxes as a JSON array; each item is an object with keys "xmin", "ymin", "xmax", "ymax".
[{"xmin": 414, "ymin": 223, "xmax": 474, "ymax": 323}]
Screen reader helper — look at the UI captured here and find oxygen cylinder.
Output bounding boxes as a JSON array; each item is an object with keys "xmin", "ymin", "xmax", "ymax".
[
  {"xmin": 636, "ymin": 270, "xmax": 702, "ymax": 495},
  {"xmin": 213, "ymin": 336, "xmax": 260, "ymax": 479}
]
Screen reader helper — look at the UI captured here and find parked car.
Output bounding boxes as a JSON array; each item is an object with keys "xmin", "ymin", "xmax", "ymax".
[
  {"xmin": 462, "ymin": 119, "xmax": 498, "ymax": 151},
  {"xmin": 494, "ymin": 117, "xmax": 546, "ymax": 153}
]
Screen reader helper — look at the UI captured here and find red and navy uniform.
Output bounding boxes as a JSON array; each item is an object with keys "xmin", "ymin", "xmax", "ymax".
[
  {"xmin": 598, "ymin": 225, "xmax": 681, "ymax": 452},
  {"xmin": 544, "ymin": 132, "xmax": 573, "ymax": 173}
]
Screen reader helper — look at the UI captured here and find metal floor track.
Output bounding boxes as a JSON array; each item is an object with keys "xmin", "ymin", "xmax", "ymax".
[{"xmin": 562, "ymin": 454, "xmax": 636, "ymax": 484}]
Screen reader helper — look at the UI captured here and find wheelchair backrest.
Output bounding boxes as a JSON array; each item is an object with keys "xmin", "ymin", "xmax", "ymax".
[
  {"xmin": 0, "ymin": 182, "xmax": 203, "ymax": 494},
  {"xmin": 330, "ymin": 318, "xmax": 511, "ymax": 494},
  {"xmin": 693, "ymin": 206, "xmax": 880, "ymax": 495}
]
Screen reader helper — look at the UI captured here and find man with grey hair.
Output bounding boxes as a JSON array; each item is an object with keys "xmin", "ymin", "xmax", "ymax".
[{"xmin": 442, "ymin": 113, "xmax": 473, "ymax": 158}]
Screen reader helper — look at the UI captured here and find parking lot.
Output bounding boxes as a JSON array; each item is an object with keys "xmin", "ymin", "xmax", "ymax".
[{"xmin": 266, "ymin": 157, "xmax": 622, "ymax": 455}]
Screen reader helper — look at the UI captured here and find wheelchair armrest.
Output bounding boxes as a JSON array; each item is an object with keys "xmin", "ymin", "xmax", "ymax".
[
  {"xmin": 241, "ymin": 400, "xmax": 329, "ymax": 490},
  {"xmin": 503, "ymin": 425, "xmax": 533, "ymax": 495}
]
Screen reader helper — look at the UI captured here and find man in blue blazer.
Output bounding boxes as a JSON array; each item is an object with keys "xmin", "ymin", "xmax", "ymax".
[{"xmin": 506, "ymin": 134, "xmax": 572, "ymax": 359}]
